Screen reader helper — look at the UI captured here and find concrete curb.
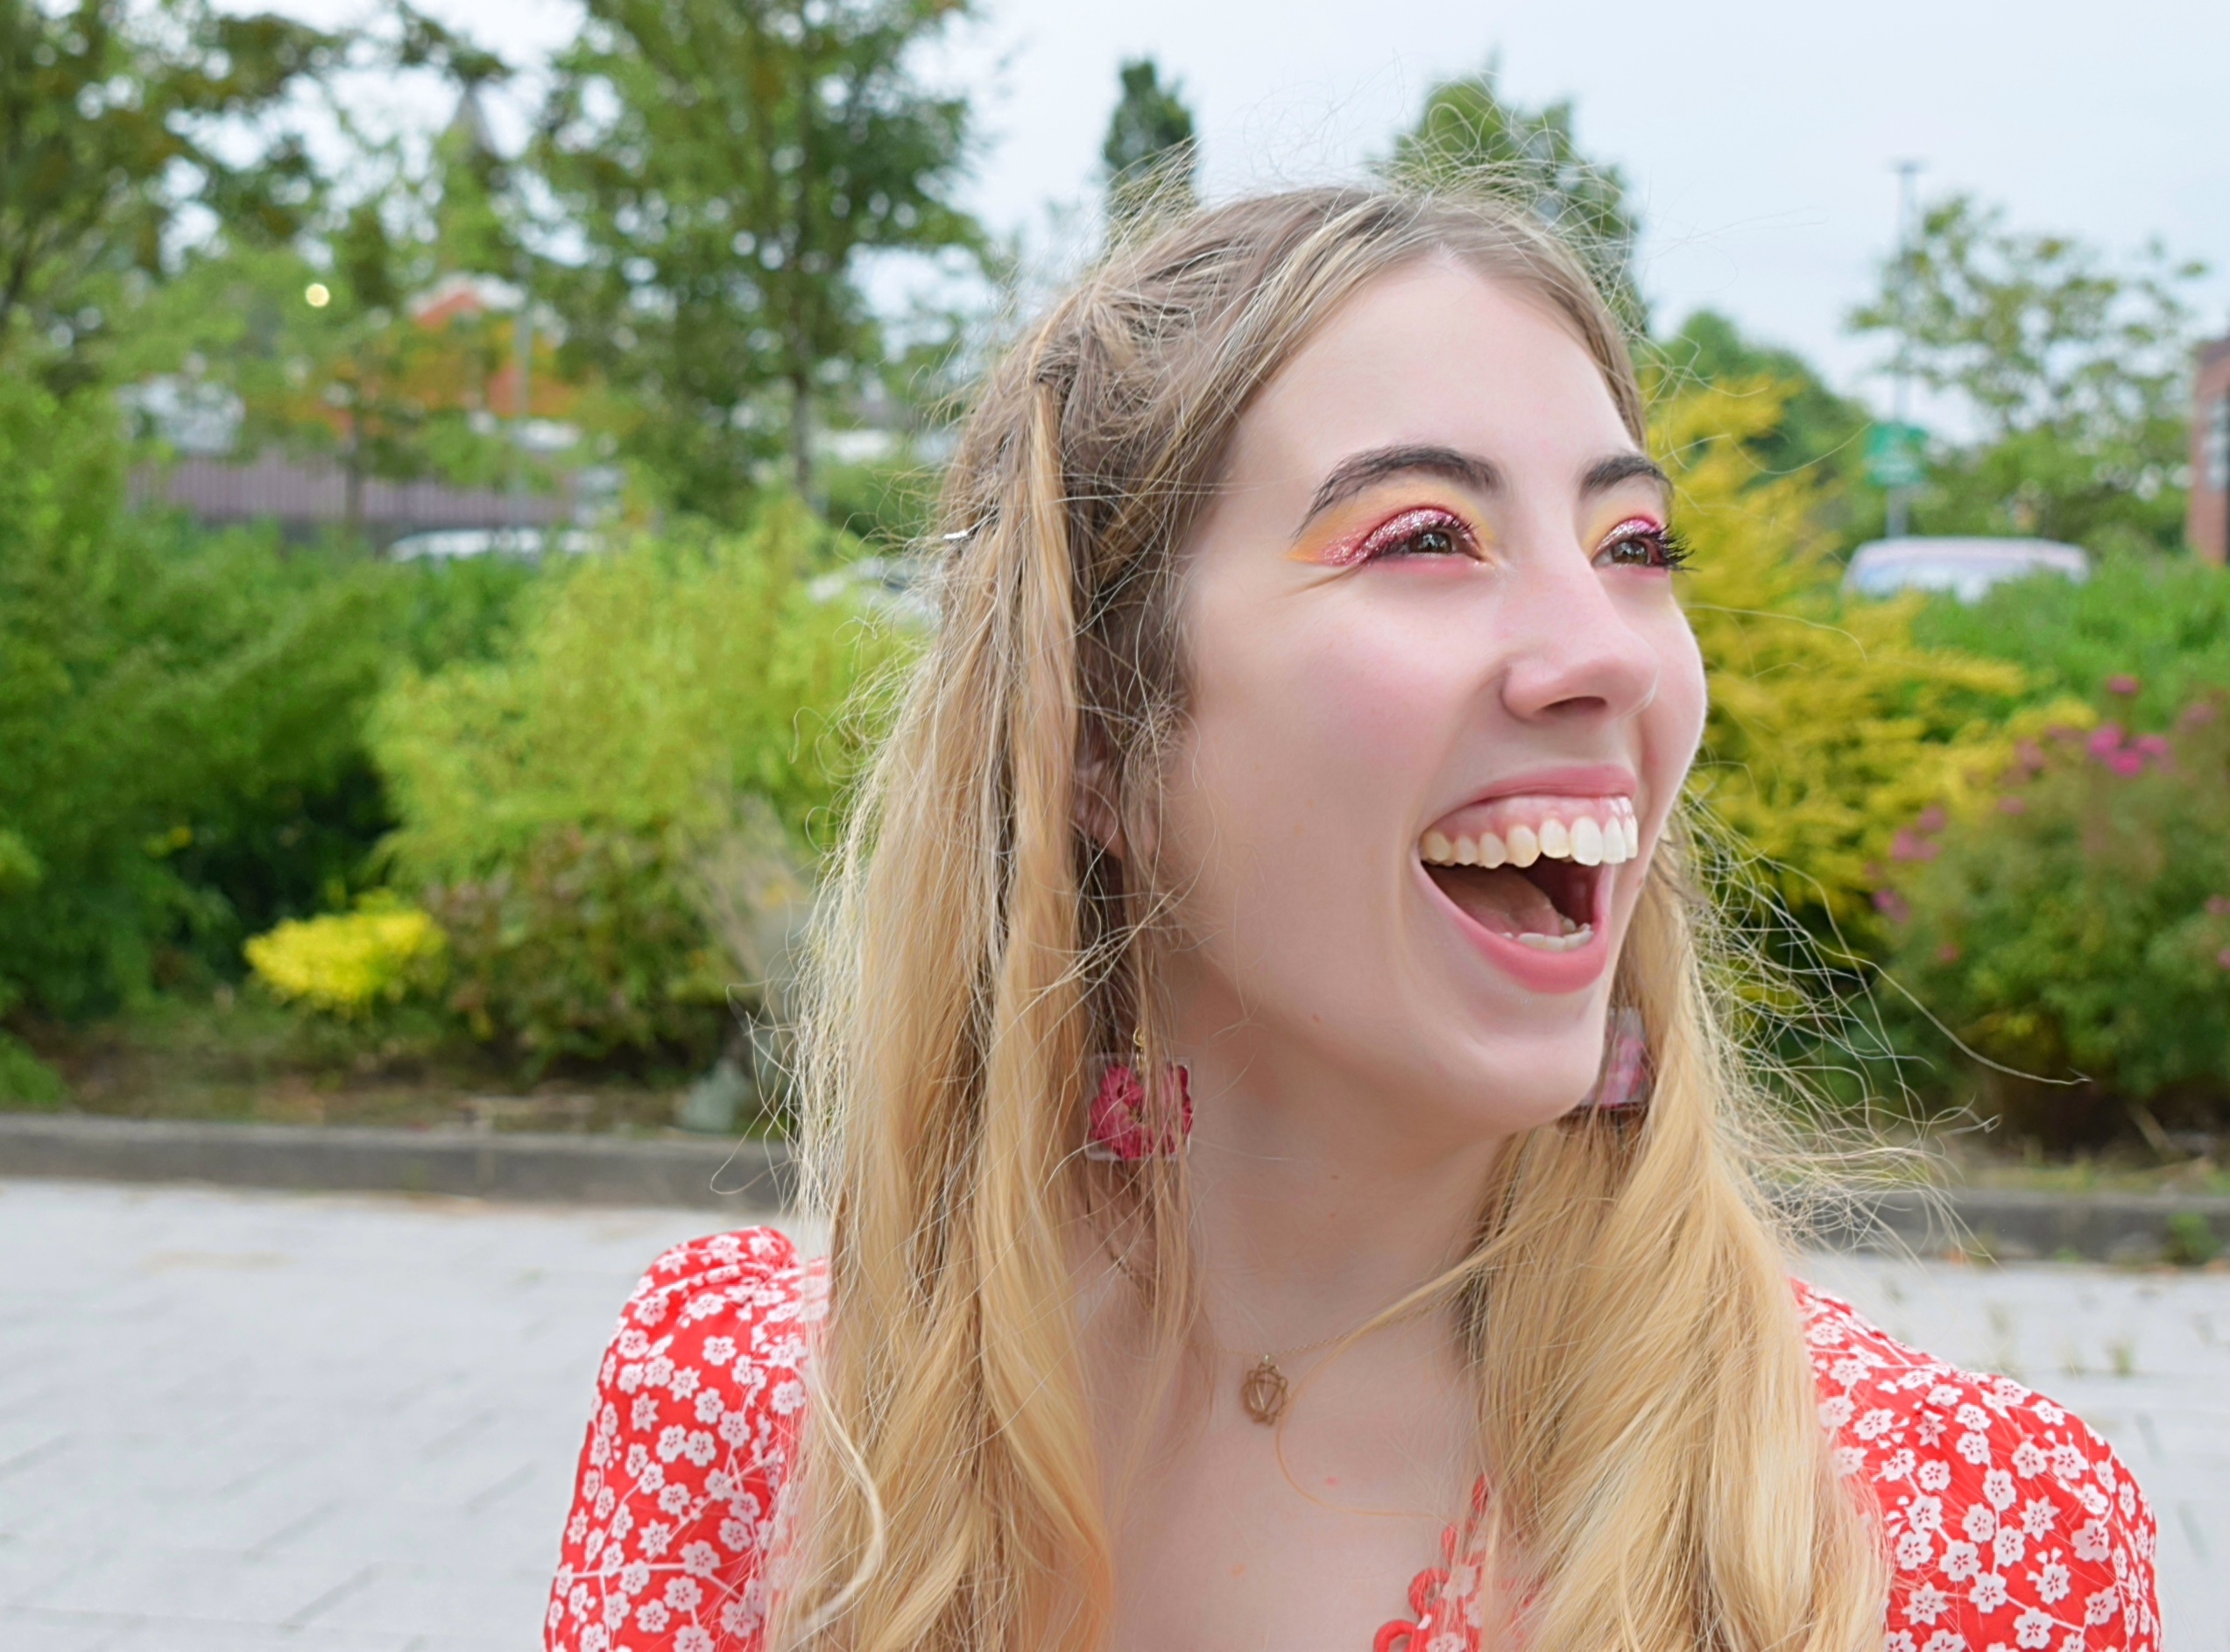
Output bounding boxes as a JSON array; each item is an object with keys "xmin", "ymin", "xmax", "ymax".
[
  {"xmin": 4, "ymin": 1114, "xmax": 2226, "ymax": 1262},
  {"xmin": 0, "ymin": 1112, "xmax": 792, "ymax": 1211},
  {"xmin": 1829, "ymin": 1186, "xmax": 2230, "ymax": 1264}
]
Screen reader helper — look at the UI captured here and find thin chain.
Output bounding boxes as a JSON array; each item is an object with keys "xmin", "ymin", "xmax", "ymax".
[
  {"xmin": 1100, "ymin": 1237, "xmax": 1403, "ymax": 1359},
  {"xmin": 1099, "ymin": 1236, "xmax": 1409, "ymax": 1423}
]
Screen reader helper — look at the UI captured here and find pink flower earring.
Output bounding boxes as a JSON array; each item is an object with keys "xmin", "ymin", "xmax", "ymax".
[
  {"xmin": 1586, "ymin": 1006, "xmax": 1651, "ymax": 1112},
  {"xmin": 1085, "ymin": 1032, "xmax": 1192, "ymax": 1161}
]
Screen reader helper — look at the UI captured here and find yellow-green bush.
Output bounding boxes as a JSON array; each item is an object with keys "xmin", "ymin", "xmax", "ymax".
[
  {"xmin": 244, "ymin": 900, "xmax": 448, "ymax": 1018},
  {"xmin": 370, "ymin": 498, "xmax": 907, "ymax": 878},
  {"xmin": 368, "ymin": 500, "xmax": 909, "ymax": 1068},
  {"xmin": 1659, "ymin": 379, "xmax": 2038, "ymax": 945}
]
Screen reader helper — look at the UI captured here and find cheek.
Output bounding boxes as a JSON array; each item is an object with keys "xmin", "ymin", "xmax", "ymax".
[
  {"xmin": 1185, "ymin": 606, "xmax": 1454, "ymax": 832},
  {"xmin": 1643, "ymin": 619, "xmax": 1709, "ymax": 815}
]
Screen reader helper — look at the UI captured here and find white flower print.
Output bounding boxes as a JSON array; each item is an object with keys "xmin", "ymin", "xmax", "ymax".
[
  {"xmin": 1793, "ymin": 1283, "xmax": 2157, "ymax": 1652},
  {"xmin": 546, "ymin": 1244, "xmax": 2160, "ymax": 1652}
]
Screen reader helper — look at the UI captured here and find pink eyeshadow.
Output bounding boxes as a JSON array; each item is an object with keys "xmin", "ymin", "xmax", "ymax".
[{"xmin": 1311, "ymin": 505, "xmax": 1467, "ymax": 569}]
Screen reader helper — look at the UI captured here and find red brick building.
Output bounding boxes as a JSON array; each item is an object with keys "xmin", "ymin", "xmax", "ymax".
[{"xmin": 2192, "ymin": 336, "xmax": 2230, "ymax": 564}]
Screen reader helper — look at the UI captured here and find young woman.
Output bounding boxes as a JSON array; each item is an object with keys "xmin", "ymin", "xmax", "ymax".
[{"xmin": 546, "ymin": 188, "xmax": 2160, "ymax": 1652}]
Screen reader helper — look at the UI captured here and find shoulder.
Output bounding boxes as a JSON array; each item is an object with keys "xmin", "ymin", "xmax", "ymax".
[
  {"xmin": 547, "ymin": 1227, "xmax": 827, "ymax": 1652},
  {"xmin": 1792, "ymin": 1279, "xmax": 2162, "ymax": 1652}
]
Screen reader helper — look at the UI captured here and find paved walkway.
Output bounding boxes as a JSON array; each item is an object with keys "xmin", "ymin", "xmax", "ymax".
[{"xmin": 0, "ymin": 1180, "xmax": 2220, "ymax": 1650}]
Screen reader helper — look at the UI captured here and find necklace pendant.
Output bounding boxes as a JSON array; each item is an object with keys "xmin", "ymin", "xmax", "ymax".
[{"xmin": 1239, "ymin": 1355, "xmax": 1288, "ymax": 1426}]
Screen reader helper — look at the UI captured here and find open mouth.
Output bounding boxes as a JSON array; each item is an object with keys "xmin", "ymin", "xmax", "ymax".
[{"xmin": 1417, "ymin": 795, "xmax": 1637, "ymax": 954}]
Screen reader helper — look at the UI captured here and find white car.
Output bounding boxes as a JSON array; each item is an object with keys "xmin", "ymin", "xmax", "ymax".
[{"xmin": 1843, "ymin": 536, "xmax": 2090, "ymax": 603}]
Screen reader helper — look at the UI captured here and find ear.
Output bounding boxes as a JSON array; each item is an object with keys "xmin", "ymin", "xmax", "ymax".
[{"xmin": 1074, "ymin": 724, "xmax": 1126, "ymax": 861}]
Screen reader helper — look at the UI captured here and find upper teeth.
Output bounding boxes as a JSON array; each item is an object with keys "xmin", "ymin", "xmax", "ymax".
[{"xmin": 1419, "ymin": 799, "xmax": 1640, "ymax": 868}]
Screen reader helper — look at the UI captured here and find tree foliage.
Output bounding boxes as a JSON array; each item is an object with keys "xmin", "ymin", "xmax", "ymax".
[
  {"xmin": 0, "ymin": 369, "xmax": 542, "ymax": 1019},
  {"xmin": 1658, "ymin": 310, "xmax": 1870, "ymax": 488},
  {"xmin": 1101, "ymin": 57, "xmax": 1196, "ymax": 225},
  {"xmin": 0, "ymin": 0, "xmax": 339, "ymax": 392},
  {"xmin": 534, "ymin": 0, "xmax": 978, "ymax": 516},
  {"xmin": 370, "ymin": 500, "xmax": 907, "ymax": 882},
  {"xmin": 1387, "ymin": 64, "xmax": 1641, "ymax": 329},
  {"xmin": 1849, "ymin": 194, "xmax": 2205, "ymax": 555}
]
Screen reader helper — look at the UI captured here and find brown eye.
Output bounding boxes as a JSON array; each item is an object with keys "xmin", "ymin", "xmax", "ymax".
[
  {"xmin": 1405, "ymin": 526, "xmax": 1457, "ymax": 556},
  {"xmin": 1598, "ymin": 524, "xmax": 1692, "ymax": 572}
]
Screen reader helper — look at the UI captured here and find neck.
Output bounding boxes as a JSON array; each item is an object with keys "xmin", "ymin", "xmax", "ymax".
[{"xmin": 1173, "ymin": 1008, "xmax": 1505, "ymax": 1352}]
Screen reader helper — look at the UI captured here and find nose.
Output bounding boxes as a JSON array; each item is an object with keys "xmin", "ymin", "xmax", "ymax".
[{"xmin": 1493, "ymin": 552, "xmax": 1661, "ymax": 727}]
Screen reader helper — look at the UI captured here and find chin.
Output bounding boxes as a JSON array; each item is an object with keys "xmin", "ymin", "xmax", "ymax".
[{"xmin": 1393, "ymin": 1013, "xmax": 1613, "ymax": 1142}]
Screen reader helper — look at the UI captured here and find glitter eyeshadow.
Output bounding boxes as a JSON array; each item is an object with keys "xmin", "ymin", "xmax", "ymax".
[{"xmin": 1311, "ymin": 505, "xmax": 1471, "ymax": 569}]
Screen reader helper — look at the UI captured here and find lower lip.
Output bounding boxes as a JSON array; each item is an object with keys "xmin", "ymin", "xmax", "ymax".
[{"xmin": 1415, "ymin": 859, "xmax": 1614, "ymax": 995}]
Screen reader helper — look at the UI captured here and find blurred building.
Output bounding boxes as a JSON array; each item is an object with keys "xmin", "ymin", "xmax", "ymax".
[
  {"xmin": 125, "ymin": 268, "xmax": 602, "ymax": 553},
  {"xmin": 131, "ymin": 453, "xmax": 581, "ymax": 550},
  {"xmin": 2193, "ymin": 335, "xmax": 2230, "ymax": 564}
]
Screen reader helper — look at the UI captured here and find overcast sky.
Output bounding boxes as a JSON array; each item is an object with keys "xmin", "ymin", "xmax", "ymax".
[{"xmin": 276, "ymin": 0, "xmax": 2230, "ymax": 414}]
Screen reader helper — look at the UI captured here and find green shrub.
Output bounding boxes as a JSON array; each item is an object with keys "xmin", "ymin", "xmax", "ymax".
[
  {"xmin": 372, "ymin": 498, "xmax": 905, "ymax": 877},
  {"xmin": 1881, "ymin": 694, "xmax": 2230, "ymax": 1134},
  {"xmin": 0, "ymin": 363, "xmax": 549, "ymax": 1018},
  {"xmin": 1656, "ymin": 381, "xmax": 2029, "ymax": 944},
  {"xmin": 1913, "ymin": 557, "xmax": 2230, "ymax": 731},
  {"xmin": 0, "ymin": 1033, "xmax": 67, "ymax": 1108},
  {"xmin": 371, "ymin": 501, "xmax": 909, "ymax": 1069},
  {"xmin": 427, "ymin": 825, "xmax": 730, "ymax": 1070}
]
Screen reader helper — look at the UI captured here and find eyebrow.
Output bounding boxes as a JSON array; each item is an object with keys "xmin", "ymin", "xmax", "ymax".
[{"xmin": 1296, "ymin": 443, "xmax": 1672, "ymax": 533}]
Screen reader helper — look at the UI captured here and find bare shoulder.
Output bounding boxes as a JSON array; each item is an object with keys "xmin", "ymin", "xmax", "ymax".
[
  {"xmin": 547, "ymin": 1227, "xmax": 827, "ymax": 1652},
  {"xmin": 1793, "ymin": 1279, "xmax": 2162, "ymax": 1652}
]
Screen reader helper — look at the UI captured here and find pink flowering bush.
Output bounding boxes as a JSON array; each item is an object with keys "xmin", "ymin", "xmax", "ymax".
[{"xmin": 1881, "ymin": 693, "xmax": 2230, "ymax": 1134}]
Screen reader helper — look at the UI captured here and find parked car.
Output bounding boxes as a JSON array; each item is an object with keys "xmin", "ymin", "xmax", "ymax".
[{"xmin": 1844, "ymin": 536, "xmax": 2089, "ymax": 603}]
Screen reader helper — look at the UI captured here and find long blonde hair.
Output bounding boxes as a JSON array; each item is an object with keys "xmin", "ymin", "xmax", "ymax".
[{"xmin": 780, "ymin": 187, "xmax": 1885, "ymax": 1652}]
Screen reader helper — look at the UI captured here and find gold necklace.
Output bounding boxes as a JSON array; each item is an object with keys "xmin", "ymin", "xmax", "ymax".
[
  {"xmin": 1101, "ymin": 1240, "xmax": 1395, "ymax": 1427},
  {"xmin": 1221, "ymin": 1331, "xmax": 1356, "ymax": 1426}
]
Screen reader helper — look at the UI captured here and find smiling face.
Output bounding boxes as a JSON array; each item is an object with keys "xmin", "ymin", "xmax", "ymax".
[{"xmin": 1155, "ymin": 257, "xmax": 1708, "ymax": 1143}]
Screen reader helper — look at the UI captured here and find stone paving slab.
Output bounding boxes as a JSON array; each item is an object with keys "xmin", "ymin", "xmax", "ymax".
[{"xmin": 1, "ymin": 1180, "xmax": 2220, "ymax": 1650}]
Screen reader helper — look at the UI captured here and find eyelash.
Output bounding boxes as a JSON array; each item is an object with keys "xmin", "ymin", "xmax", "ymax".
[
  {"xmin": 1597, "ymin": 519, "xmax": 1693, "ymax": 573},
  {"xmin": 1341, "ymin": 508, "xmax": 1694, "ymax": 573}
]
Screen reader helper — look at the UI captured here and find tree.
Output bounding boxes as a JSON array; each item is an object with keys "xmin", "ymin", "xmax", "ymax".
[
  {"xmin": 0, "ymin": 0, "xmax": 340, "ymax": 393},
  {"xmin": 1658, "ymin": 311, "xmax": 1870, "ymax": 486},
  {"xmin": 534, "ymin": 0, "xmax": 979, "ymax": 518},
  {"xmin": 117, "ymin": 16, "xmax": 574, "ymax": 535},
  {"xmin": 1655, "ymin": 310, "xmax": 1879, "ymax": 548},
  {"xmin": 1387, "ymin": 64, "xmax": 1642, "ymax": 330},
  {"xmin": 1848, "ymin": 194, "xmax": 2205, "ymax": 556},
  {"xmin": 1102, "ymin": 57, "xmax": 1196, "ymax": 226}
]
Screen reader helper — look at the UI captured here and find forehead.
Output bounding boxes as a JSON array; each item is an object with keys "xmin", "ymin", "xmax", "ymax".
[{"xmin": 1224, "ymin": 258, "xmax": 1634, "ymax": 491}]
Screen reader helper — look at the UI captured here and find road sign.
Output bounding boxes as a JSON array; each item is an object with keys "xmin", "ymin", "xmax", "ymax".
[{"xmin": 1866, "ymin": 421, "xmax": 1928, "ymax": 491}]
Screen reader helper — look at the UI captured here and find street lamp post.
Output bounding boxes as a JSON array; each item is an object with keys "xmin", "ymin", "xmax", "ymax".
[{"xmin": 1887, "ymin": 159, "xmax": 1923, "ymax": 539}]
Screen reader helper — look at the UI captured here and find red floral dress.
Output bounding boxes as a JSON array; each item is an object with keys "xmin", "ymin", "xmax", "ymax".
[{"xmin": 545, "ymin": 1229, "xmax": 2161, "ymax": 1652}]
